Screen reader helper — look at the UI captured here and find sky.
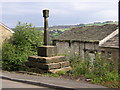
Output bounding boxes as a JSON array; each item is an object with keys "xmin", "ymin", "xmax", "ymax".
[{"xmin": 1, "ymin": 0, "xmax": 118, "ymax": 28}]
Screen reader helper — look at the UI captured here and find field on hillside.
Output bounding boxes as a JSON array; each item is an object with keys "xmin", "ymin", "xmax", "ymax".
[
  {"xmin": 49, "ymin": 21, "xmax": 118, "ymax": 39},
  {"xmin": 11, "ymin": 21, "xmax": 118, "ymax": 40}
]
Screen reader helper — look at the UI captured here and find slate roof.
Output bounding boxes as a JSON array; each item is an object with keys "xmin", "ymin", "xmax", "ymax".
[
  {"xmin": 54, "ymin": 24, "xmax": 118, "ymax": 42},
  {"xmin": 100, "ymin": 34, "xmax": 119, "ymax": 48}
]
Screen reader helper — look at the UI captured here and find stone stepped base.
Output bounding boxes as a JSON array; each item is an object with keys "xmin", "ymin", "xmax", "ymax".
[
  {"xmin": 48, "ymin": 66, "xmax": 72, "ymax": 73},
  {"xmin": 26, "ymin": 45, "xmax": 71, "ymax": 74},
  {"xmin": 28, "ymin": 56, "xmax": 66, "ymax": 63},
  {"xmin": 25, "ymin": 61, "xmax": 70, "ymax": 70},
  {"xmin": 26, "ymin": 66, "xmax": 72, "ymax": 74}
]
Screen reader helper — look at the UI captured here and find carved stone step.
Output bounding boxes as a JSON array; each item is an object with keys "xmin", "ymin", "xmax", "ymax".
[
  {"xmin": 25, "ymin": 61, "xmax": 70, "ymax": 70},
  {"xmin": 26, "ymin": 66, "xmax": 72, "ymax": 74},
  {"xmin": 28, "ymin": 56, "xmax": 66, "ymax": 63},
  {"xmin": 25, "ymin": 67, "xmax": 48, "ymax": 73},
  {"xmin": 48, "ymin": 66, "xmax": 72, "ymax": 73}
]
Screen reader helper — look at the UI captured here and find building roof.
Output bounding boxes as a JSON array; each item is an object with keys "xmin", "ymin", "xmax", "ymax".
[
  {"xmin": 54, "ymin": 24, "xmax": 118, "ymax": 42},
  {"xmin": 100, "ymin": 34, "xmax": 119, "ymax": 48},
  {"xmin": 0, "ymin": 22, "xmax": 14, "ymax": 33}
]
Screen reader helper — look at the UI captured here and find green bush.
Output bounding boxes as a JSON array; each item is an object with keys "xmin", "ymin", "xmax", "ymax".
[
  {"xmin": 69, "ymin": 54, "xmax": 91, "ymax": 76},
  {"xmin": 56, "ymin": 70, "xmax": 66, "ymax": 75},
  {"xmin": 2, "ymin": 22, "xmax": 43, "ymax": 71},
  {"xmin": 68, "ymin": 53, "xmax": 119, "ymax": 87}
]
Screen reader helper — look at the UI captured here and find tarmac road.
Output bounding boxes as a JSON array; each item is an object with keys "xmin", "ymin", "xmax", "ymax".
[
  {"xmin": 2, "ymin": 79, "xmax": 55, "ymax": 89},
  {"xmin": 1, "ymin": 71, "xmax": 111, "ymax": 90}
]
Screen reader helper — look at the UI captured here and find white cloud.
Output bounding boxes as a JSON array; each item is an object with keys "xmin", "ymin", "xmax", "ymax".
[
  {"xmin": 1, "ymin": 0, "xmax": 118, "ymax": 2},
  {"xmin": 2, "ymin": 3, "xmax": 42, "ymax": 15},
  {"xmin": 95, "ymin": 10, "xmax": 118, "ymax": 19},
  {"xmin": 72, "ymin": 1, "xmax": 118, "ymax": 11},
  {"xmin": 2, "ymin": 2, "xmax": 72, "ymax": 16},
  {"xmin": 2, "ymin": 0, "xmax": 118, "ymax": 28},
  {"xmin": 50, "ymin": 9, "xmax": 70, "ymax": 15}
]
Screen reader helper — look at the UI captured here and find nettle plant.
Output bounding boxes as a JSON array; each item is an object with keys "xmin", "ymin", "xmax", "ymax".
[{"xmin": 2, "ymin": 22, "xmax": 43, "ymax": 71}]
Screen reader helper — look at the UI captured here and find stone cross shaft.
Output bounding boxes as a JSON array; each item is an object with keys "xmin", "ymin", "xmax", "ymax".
[{"xmin": 43, "ymin": 9, "xmax": 49, "ymax": 45}]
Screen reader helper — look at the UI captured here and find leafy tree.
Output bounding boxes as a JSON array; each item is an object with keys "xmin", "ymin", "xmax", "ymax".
[{"xmin": 2, "ymin": 22, "xmax": 43, "ymax": 71}]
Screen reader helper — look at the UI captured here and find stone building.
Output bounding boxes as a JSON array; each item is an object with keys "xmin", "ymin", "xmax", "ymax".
[
  {"xmin": 99, "ymin": 34, "xmax": 119, "ymax": 63},
  {"xmin": 53, "ymin": 24, "xmax": 118, "ymax": 61},
  {"xmin": 0, "ymin": 23, "xmax": 14, "ymax": 44}
]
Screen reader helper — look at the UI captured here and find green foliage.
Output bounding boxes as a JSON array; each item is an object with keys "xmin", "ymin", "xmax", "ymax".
[
  {"xmin": 2, "ymin": 22, "xmax": 43, "ymax": 71},
  {"xmin": 42, "ymin": 70, "xmax": 66, "ymax": 77},
  {"xmin": 56, "ymin": 70, "xmax": 66, "ymax": 75},
  {"xmin": 69, "ymin": 55, "xmax": 87, "ymax": 75},
  {"xmin": 68, "ymin": 53, "xmax": 119, "ymax": 88},
  {"xmin": 53, "ymin": 32, "xmax": 59, "ymax": 36}
]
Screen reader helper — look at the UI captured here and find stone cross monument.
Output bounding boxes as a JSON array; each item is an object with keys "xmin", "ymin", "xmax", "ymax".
[
  {"xmin": 25, "ymin": 9, "xmax": 71, "ymax": 73},
  {"xmin": 43, "ymin": 9, "xmax": 49, "ymax": 45}
]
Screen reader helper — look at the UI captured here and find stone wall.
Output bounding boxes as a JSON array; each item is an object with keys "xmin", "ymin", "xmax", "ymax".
[
  {"xmin": 100, "ymin": 47, "xmax": 119, "ymax": 66},
  {"xmin": 53, "ymin": 40, "xmax": 119, "ymax": 70},
  {"xmin": 54, "ymin": 40, "xmax": 99, "ymax": 59},
  {"xmin": 101, "ymin": 48, "xmax": 119, "ymax": 60},
  {"xmin": 0, "ymin": 25, "xmax": 13, "ymax": 44}
]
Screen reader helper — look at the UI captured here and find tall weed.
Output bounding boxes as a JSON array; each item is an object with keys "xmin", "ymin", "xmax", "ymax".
[{"xmin": 68, "ymin": 52, "xmax": 119, "ymax": 87}]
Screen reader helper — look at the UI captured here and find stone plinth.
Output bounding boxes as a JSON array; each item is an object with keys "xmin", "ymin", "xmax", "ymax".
[
  {"xmin": 49, "ymin": 66, "xmax": 72, "ymax": 73},
  {"xmin": 25, "ymin": 55, "xmax": 71, "ymax": 73},
  {"xmin": 28, "ymin": 56, "xmax": 66, "ymax": 63},
  {"xmin": 38, "ymin": 46, "xmax": 57, "ymax": 57},
  {"xmin": 25, "ymin": 60, "xmax": 70, "ymax": 70},
  {"xmin": 26, "ymin": 45, "xmax": 71, "ymax": 73}
]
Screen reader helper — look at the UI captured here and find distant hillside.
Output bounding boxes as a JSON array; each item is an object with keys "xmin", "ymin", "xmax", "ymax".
[
  {"xmin": 39, "ymin": 21, "xmax": 118, "ymax": 38},
  {"xmin": 11, "ymin": 21, "xmax": 118, "ymax": 41},
  {"xmin": 37, "ymin": 24, "xmax": 85, "ymax": 31},
  {"xmin": 37, "ymin": 21, "xmax": 118, "ymax": 31}
]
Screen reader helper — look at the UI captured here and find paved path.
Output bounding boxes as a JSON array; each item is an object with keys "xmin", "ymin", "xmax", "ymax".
[{"xmin": 1, "ymin": 71, "xmax": 116, "ymax": 90}]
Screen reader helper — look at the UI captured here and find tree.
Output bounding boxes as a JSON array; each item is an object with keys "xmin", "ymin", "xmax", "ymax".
[{"xmin": 2, "ymin": 22, "xmax": 43, "ymax": 71}]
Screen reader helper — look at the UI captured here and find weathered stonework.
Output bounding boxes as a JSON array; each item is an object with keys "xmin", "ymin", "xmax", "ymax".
[
  {"xmin": 25, "ymin": 60, "xmax": 70, "ymax": 70},
  {"xmin": 0, "ymin": 23, "xmax": 14, "ymax": 44},
  {"xmin": 28, "ymin": 56, "xmax": 66, "ymax": 63},
  {"xmin": 48, "ymin": 66, "xmax": 72, "ymax": 73},
  {"xmin": 26, "ymin": 45, "xmax": 71, "ymax": 73},
  {"xmin": 38, "ymin": 46, "xmax": 57, "ymax": 57},
  {"xmin": 25, "ymin": 9, "xmax": 71, "ymax": 73},
  {"xmin": 55, "ymin": 41, "xmax": 99, "ymax": 59},
  {"xmin": 26, "ymin": 55, "xmax": 71, "ymax": 73}
]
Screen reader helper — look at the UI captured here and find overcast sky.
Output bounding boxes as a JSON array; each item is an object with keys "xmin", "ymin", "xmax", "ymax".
[{"xmin": 1, "ymin": 0, "xmax": 118, "ymax": 28}]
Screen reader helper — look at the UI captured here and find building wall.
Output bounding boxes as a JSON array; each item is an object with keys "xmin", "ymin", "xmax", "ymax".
[
  {"xmin": 100, "ymin": 48, "xmax": 119, "ymax": 60},
  {"xmin": 100, "ymin": 47, "xmax": 119, "ymax": 69},
  {"xmin": 0, "ymin": 25, "xmax": 13, "ymax": 44},
  {"xmin": 54, "ymin": 40, "xmax": 119, "ymax": 70},
  {"xmin": 54, "ymin": 40, "xmax": 99, "ymax": 59}
]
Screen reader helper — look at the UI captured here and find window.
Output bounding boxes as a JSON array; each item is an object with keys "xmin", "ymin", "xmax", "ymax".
[{"xmin": 107, "ymin": 52, "xmax": 112, "ymax": 59}]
